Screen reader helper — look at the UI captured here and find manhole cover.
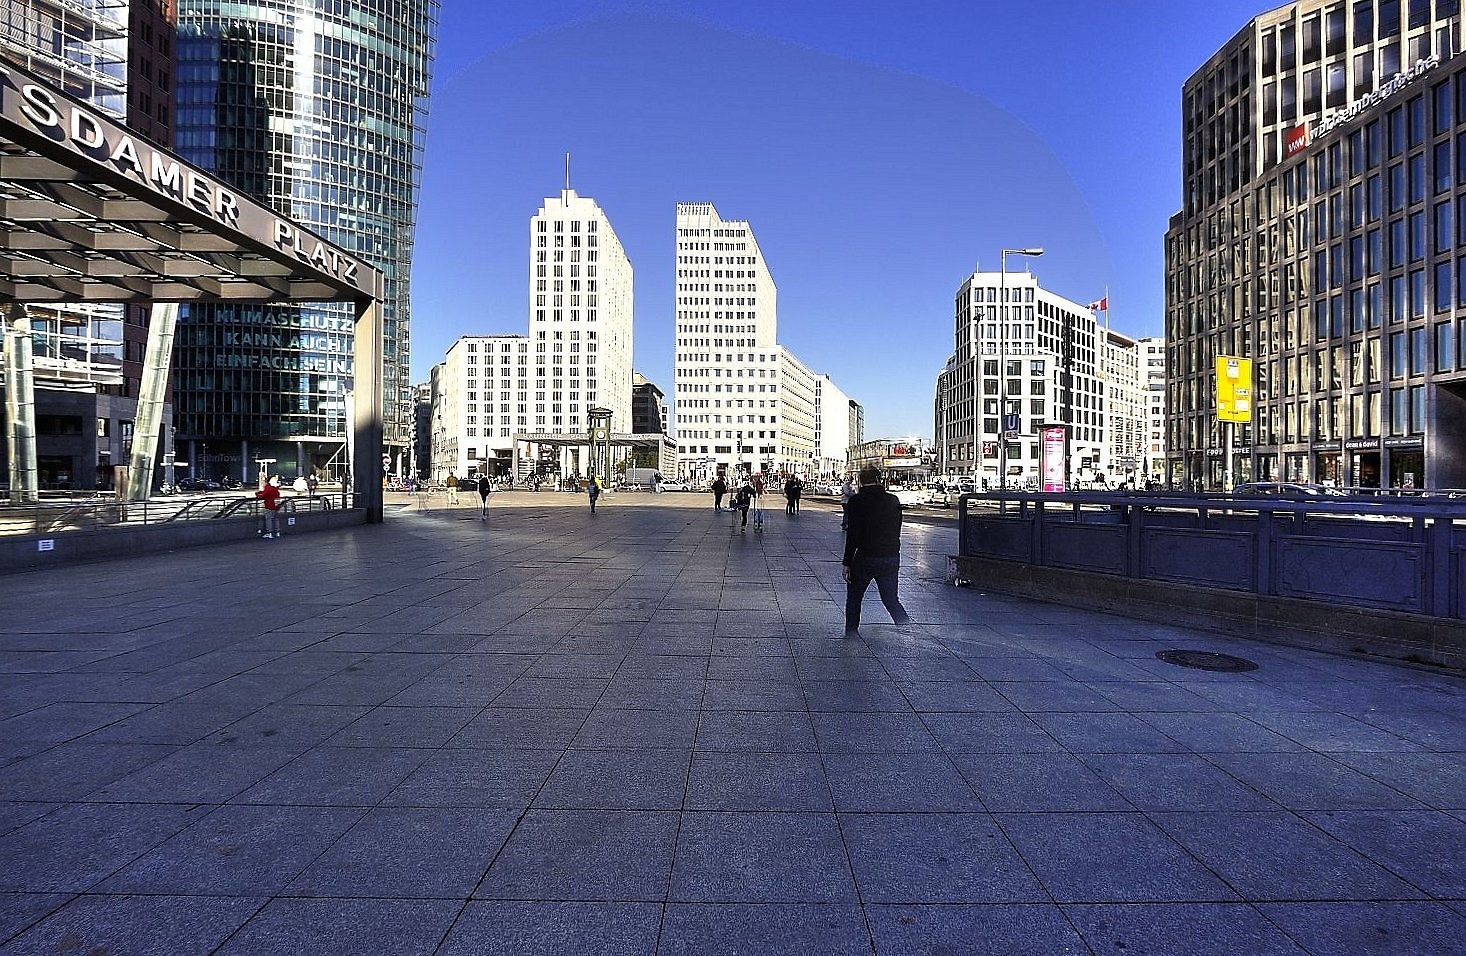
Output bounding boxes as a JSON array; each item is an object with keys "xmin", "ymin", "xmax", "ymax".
[{"xmin": 1155, "ymin": 649, "xmax": 1259, "ymax": 672}]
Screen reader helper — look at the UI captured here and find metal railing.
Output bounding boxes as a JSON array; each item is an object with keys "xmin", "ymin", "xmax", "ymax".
[
  {"xmin": 0, "ymin": 492, "xmax": 350, "ymax": 539},
  {"xmin": 957, "ymin": 490, "xmax": 1466, "ymax": 619}
]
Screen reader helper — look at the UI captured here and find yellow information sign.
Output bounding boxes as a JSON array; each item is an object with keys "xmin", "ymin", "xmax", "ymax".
[{"xmin": 1216, "ymin": 356, "xmax": 1253, "ymax": 423}]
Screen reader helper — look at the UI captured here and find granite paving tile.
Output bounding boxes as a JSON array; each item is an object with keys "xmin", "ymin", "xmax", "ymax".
[
  {"xmin": 0, "ymin": 893, "xmax": 72, "ymax": 948},
  {"xmin": 866, "ymin": 903, "xmax": 1089, "ymax": 955},
  {"xmin": 1062, "ymin": 902, "xmax": 1309, "ymax": 955},
  {"xmin": 657, "ymin": 902, "xmax": 870, "ymax": 955},
  {"xmin": 445, "ymin": 707, "xmax": 589, "ymax": 749},
  {"xmin": 0, "ymin": 743, "xmax": 174, "ymax": 802},
  {"xmin": 474, "ymin": 809, "xmax": 677, "ymax": 901},
  {"xmin": 96, "ymin": 804, "xmax": 366, "ymax": 895},
  {"xmin": 0, "ymin": 802, "xmax": 207, "ymax": 893},
  {"xmin": 693, "ymin": 711, "xmax": 818, "ymax": 753},
  {"xmin": 950, "ymin": 751, "xmax": 1132, "ymax": 812},
  {"xmin": 841, "ymin": 812, "xmax": 1046, "ymax": 904},
  {"xmin": 533, "ymin": 748, "xmax": 690, "ymax": 810},
  {"xmin": 686, "ymin": 752, "xmax": 831, "ymax": 811},
  {"xmin": 1203, "ymin": 751, "xmax": 1427, "ymax": 810},
  {"xmin": 821, "ymin": 752, "xmax": 983, "ymax": 812},
  {"xmin": 998, "ymin": 811, "xmax": 1239, "ymax": 903},
  {"xmin": 0, "ymin": 894, "xmax": 263, "ymax": 956},
  {"xmin": 231, "ymin": 746, "xmax": 432, "ymax": 806},
  {"xmin": 436, "ymin": 901, "xmax": 661, "ymax": 956},
  {"xmin": 214, "ymin": 898, "xmax": 460, "ymax": 956},
  {"xmin": 1302, "ymin": 809, "xmax": 1466, "ymax": 899},
  {"xmin": 1255, "ymin": 901, "xmax": 1466, "ymax": 956},
  {"xmin": 382, "ymin": 747, "xmax": 560, "ymax": 808},
  {"xmin": 1148, "ymin": 810, "xmax": 1425, "ymax": 901},
  {"xmin": 283, "ymin": 806, "xmax": 516, "ymax": 898},
  {"xmin": 670, "ymin": 811, "xmax": 856, "ymax": 903}
]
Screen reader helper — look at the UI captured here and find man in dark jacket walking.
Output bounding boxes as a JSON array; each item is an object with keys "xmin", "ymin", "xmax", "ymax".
[{"xmin": 841, "ymin": 465, "xmax": 911, "ymax": 637}]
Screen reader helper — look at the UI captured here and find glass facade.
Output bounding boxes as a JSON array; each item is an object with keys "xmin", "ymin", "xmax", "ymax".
[
  {"xmin": 171, "ymin": 0, "xmax": 437, "ymax": 480},
  {"xmin": 1168, "ymin": 0, "xmax": 1466, "ymax": 490}
]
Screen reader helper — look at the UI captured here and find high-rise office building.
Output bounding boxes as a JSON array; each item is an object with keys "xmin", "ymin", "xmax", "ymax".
[
  {"xmin": 1166, "ymin": 0, "xmax": 1466, "ymax": 489},
  {"xmin": 1139, "ymin": 336, "xmax": 1167, "ymax": 480},
  {"xmin": 1, "ymin": 0, "xmax": 177, "ymax": 490},
  {"xmin": 673, "ymin": 201, "xmax": 848, "ymax": 480},
  {"xmin": 1102, "ymin": 327, "xmax": 1146, "ymax": 485},
  {"xmin": 169, "ymin": 0, "xmax": 438, "ymax": 484},
  {"xmin": 529, "ymin": 187, "xmax": 635, "ymax": 439},
  {"xmin": 428, "ymin": 184, "xmax": 639, "ymax": 482},
  {"xmin": 936, "ymin": 270, "xmax": 1107, "ymax": 486}
]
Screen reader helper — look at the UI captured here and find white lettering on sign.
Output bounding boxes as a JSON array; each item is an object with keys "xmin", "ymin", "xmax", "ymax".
[
  {"xmin": 12, "ymin": 79, "xmax": 244, "ymax": 229},
  {"xmin": 1312, "ymin": 56, "xmax": 1440, "ymax": 141},
  {"xmin": 273, "ymin": 221, "xmax": 359, "ymax": 283}
]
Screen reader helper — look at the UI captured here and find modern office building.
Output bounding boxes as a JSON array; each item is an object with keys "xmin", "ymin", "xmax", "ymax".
[
  {"xmin": 1, "ymin": 0, "xmax": 177, "ymax": 490},
  {"xmin": 427, "ymin": 183, "xmax": 649, "ymax": 482},
  {"xmin": 431, "ymin": 335, "xmax": 530, "ymax": 480},
  {"xmin": 672, "ymin": 201, "xmax": 853, "ymax": 481},
  {"xmin": 1139, "ymin": 336, "xmax": 1168, "ymax": 480},
  {"xmin": 1102, "ymin": 327, "xmax": 1146, "ymax": 485},
  {"xmin": 168, "ymin": 0, "xmax": 438, "ymax": 484},
  {"xmin": 936, "ymin": 269, "xmax": 1110, "ymax": 487},
  {"xmin": 1166, "ymin": 0, "xmax": 1466, "ymax": 489},
  {"xmin": 529, "ymin": 186, "xmax": 635, "ymax": 438},
  {"xmin": 812, "ymin": 374, "xmax": 859, "ymax": 478}
]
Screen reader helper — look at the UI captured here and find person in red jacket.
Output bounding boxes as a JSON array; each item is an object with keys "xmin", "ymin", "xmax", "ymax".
[{"xmin": 256, "ymin": 476, "xmax": 283, "ymax": 538}]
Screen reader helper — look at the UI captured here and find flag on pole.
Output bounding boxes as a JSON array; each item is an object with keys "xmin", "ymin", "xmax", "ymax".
[{"xmin": 1087, "ymin": 296, "xmax": 1108, "ymax": 311}]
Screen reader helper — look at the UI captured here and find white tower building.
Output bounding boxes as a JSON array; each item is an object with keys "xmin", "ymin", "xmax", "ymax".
[
  {"xmin": 530, "ymin": 187, "xmax": 635, "ymax": 441},
  {"xmin": 673, "ymin": 202, "xmax": 780, "ymax": 478}
]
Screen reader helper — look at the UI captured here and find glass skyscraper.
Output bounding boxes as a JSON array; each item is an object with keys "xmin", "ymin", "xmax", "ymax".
[{"xmin": 170, "ymin": 0, "xmax": 437, "ymax": 482}]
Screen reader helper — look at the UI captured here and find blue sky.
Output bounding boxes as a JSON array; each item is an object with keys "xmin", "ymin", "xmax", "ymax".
[{"xmin": 411, "ymin": 0, "xmax": 1269, "ymax": 439}]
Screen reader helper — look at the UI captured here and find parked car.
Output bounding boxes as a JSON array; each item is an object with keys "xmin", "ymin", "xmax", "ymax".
[
  {"xmin": 888, "ymin": 485, "xmax": 927, "ymax": 507},
  {"xmin": 1232, "ymin": 481, "xmax": 1342, "ymax": 497},
  {"xmin": 658, "ymin": 479, "xmax": 690, "ymax": 492}
]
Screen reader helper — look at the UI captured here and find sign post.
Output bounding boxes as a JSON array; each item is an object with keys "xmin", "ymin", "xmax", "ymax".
[{"xmin": 1216, "ymin": 356, "xmax": 1253, "ymax": 490}]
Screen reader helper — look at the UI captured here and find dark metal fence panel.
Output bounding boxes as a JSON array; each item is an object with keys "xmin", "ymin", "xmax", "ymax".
[
  {"xmin": 1141, "ymin": 527, "xmax": 1256, "ymax": 590},
  {"xmin": 1275, "ymin": 537, "xmax": 1425, "ymax": 612},
  {"xmin": 958, "ymin": 491, "xmax": 1466, "ymax": 620},
  {"xmin": 1042, "ymin": 521, "xmax": 1127, "ymax": 574}
]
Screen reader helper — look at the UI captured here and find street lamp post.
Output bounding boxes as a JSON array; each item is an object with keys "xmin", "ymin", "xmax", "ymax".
[{"xmin": 997, "ymin": 248, "xmax": 1044, "ymax": 491}]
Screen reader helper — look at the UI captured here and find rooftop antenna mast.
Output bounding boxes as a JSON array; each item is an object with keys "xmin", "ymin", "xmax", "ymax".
[{"xmin": 565, "ymin": 152, "xmax": 571, "ymax": 192}]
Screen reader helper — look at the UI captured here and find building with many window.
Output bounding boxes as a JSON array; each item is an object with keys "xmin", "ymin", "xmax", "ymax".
[
  {"xmin": 672, "ymin": 202, "xmax": 855, "ymax": 481},
  {"xmin": 1166, "ymin": 0, "xmax": 1466, "ymax": 489},
  {"xmin": 1, "ymin": 0, "xmax": 177, "ymax": 491},
  {"xmin": 1139, "ymin": 336, "xmax": 1168, "ymax": 480},
  {"xmin": 428, "ymin": 183, "xmax": 648, "ymax": 483},
  {"xmin": 169, "ymin": 0, "xmax": 438, "ymax": 485},
  {"xmin": 1103, "ymin": 327, "xmax": 1147, "ymax": 485},
  {"xmin": 936, "ymin": 269, "xmax": 1116, "ymax": 487}
]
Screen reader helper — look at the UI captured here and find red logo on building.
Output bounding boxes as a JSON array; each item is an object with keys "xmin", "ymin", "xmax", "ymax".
[{"xmin": 1285, "ymin": 124, "xmax": 1309, "ymax": 157}]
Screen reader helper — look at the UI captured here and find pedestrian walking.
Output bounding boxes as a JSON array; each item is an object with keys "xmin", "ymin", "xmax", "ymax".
[
  {"xmin": 256, "ymin": 476, "xmax": 283, "ymax": 539},
  {"xmin": 732, "ymin": 478, "xmax": 754, "ymax": 533},
  {"xmin": 445, "ymin": 473, "xmax": 459, "ymax": 505},
  {"xmin": 783, "ymin": 475, "xmax": 801, "ymax": 516},
  {"xmin": 711, "ymin": 475, "xmax": 728, "ymax": 511},
  {"xmin": 588, "ymin": 474, "xmax": 602, "ymax": 513},
  {"xmin": 839, "ymin": 473, "xmax": 858, "ymax": 531},
  {"xmin": 840, "ymin": 465, "xmax": 910, "ymax": 637},
  {"xmin": 476, "ymin": 473, "xmax": 491, "ymax": 520}
]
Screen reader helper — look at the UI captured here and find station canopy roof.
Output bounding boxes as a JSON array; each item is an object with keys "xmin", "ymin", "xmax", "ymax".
[{"xmin": 0, "ymin": 60, "xmax": 380, "ymax": 306}]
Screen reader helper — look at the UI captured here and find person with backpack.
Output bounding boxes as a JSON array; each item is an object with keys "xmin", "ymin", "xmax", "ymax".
[
  {"xmin": 476, "ymin": 473, "xmax": 491, "ymax": 521},
  {"xmin": 587, "ymin": 474, "xmax": 603, "ymax": 513},
  {"xmin": 732, "ymin": 477, "xmax": 754, "ymax": 533}
]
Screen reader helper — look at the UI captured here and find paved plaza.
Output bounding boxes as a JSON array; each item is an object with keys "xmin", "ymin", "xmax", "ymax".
[{"xmin": 0, "ymin": 490, "xmax": 1462, "ymax": 955}]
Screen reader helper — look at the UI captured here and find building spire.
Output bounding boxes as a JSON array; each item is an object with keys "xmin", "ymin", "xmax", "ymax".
[{"xmin": 565, "ymin": 152, "xmax": 571, "ymax": 192}]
